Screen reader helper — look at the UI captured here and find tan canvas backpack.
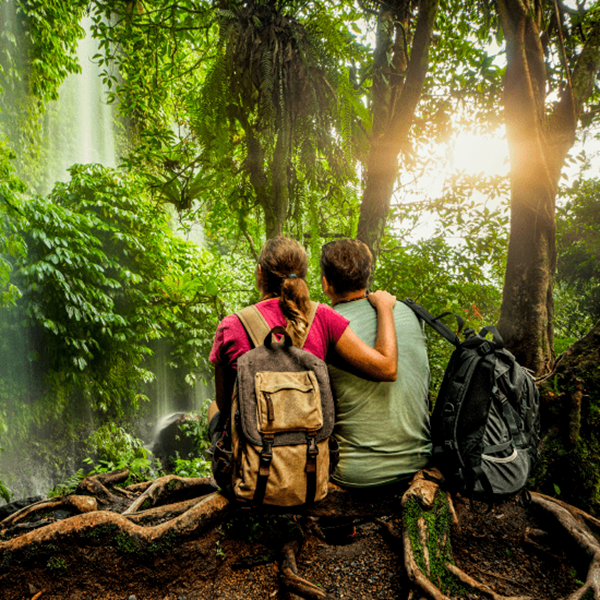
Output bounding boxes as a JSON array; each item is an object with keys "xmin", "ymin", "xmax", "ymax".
[{"xmin": 212, "ymin": 302, "xmax": 338, "ymax": 507}]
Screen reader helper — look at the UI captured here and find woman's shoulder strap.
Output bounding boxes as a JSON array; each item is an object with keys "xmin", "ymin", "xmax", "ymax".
[
  {"xmin": 239, "ymin": 301, "xmax": 319, "ymax": 349},
  {"xmin": 295, "ymin": 301, "xmax": 319, "ymax": 349},
  {"xmin": 236, "ymin": 305, "xmax": 271, "ymax": 348}
]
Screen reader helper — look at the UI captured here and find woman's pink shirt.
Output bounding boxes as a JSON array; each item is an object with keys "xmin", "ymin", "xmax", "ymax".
[{"xmin": 209, "ymin": 298, "xmax": 349, "ymax": 368}]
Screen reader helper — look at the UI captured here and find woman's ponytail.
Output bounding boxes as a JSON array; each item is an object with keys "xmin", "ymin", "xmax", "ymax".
[
  {"xmin": 258, "ymin": 237, "xmax": 311, "ymax": 347},
  {"xmin": 280, "ymin": 277, "xmax": 310, "ymax": 346}
]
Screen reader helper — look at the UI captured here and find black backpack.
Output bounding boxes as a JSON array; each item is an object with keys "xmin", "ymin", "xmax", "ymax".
[{"xmin": 403, "ymin": 299, "xmax": 540, "ymax": 501}]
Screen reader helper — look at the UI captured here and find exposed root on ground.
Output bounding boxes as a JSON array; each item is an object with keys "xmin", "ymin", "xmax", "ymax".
[
  {"xmin": 530, "ymin": 492, "xmax": 600, "ymax": 600},
  {"xmin": 400, "ymin": 471, "xmax": 600, "ymax": 600},
  {"xmin": 126, "ymin": 496, "xmax": 205, "ymax": 525},
  {"xmin": 280, "ymin": 538, "xmax": 330, "ymax": 600},
  {"xmin": 0, "ymin": 495, "xmax": 97, "ymax": 530},
  {"xmin": 2, "ymin": 468, "xmax": 599, "ymax": 599},
  {"xmin": 75, "ymin": 470, "xmax": 129, "ymax": 504},
  {"xmin": 401, "ymin": 468, "xmax": 536, "ymax": 600},
  {"xmin": 0, "ymin": 492, "xmax": 230, "ymax": 556},
  {"xmin": 122, "ymin": 475, "xmax": 216, "ymax": 515}
]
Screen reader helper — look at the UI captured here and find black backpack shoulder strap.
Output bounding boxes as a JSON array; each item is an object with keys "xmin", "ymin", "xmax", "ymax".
[
  {"xmin": 237, "ymin": 305, "xmax": 271, "ymax": 348},
  {"xmin": 402, "ymin": 299, "xmax": 462, "ymax": 347}
]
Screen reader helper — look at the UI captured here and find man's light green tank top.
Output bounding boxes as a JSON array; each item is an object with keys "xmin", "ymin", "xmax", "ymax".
[{"xmin": 329, "ymin": 299, "xmax": 431, "ymax": 488}]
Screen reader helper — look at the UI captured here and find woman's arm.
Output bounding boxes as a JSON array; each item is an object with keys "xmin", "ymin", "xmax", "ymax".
[{"xmin": 333, "ymin": 290, "xmax": 398, "ymax": 381}]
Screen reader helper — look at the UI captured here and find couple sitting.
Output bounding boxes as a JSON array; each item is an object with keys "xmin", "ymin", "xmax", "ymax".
[{"xmin": 209, "ymin": 236, "xmax": 431, "ymax": 490}]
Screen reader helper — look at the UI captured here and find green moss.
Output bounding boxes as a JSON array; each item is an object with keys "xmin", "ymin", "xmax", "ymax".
[
  {"xmin": 82, "ymin": 524, "xmax": 119, "ymax": 543},
  {"xmin": 166, "ymin": 479, "xmax": 181, "ymax": 492},
  {"xmin": 46, "ymin": 556, "xmax": 67, "ymax": 572},
  {"xmin": 534, "ymin": 333, "xmax": 600, "ymax": 516},
  {"xmin": 147, "ymin": 530, "xmax": 180, "ymax": 554},
  {"xmin": 403, "ymin": 494, "xmax": 467, "ymax": 597},
  {"xmin": 141, "ymin": 499, "xmax": 152, "ymax": 510},
  {"xmin": 115, "ymin": 533, "xmax": 140, "ymax": 554}
]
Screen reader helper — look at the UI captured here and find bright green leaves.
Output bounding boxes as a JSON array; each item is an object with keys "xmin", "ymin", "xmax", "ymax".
[
  {"xmin": 0, "ymin": 141, "xmax": 27, "ymax": 308},
  {"xmin": 0, "ymin": 164, "xmax": 225, "ymax": 416},
  {"xmin": 15, "ymin": 0, "xmax": 88, "ymax": 102},
  {"xmin": 555, "ymin": 176, "xmax": 600, "ymax": 338}
]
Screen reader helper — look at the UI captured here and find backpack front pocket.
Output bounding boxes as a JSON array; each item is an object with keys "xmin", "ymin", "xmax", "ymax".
[{"xmin": 255, "ymin": 371, "xmax": 322, "ymax": 433}]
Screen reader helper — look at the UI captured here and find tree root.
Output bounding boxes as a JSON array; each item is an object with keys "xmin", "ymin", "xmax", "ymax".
[
  {"xmin": 401, "ymin": 469, "xmax": 534, "ymax": 600},
  {"xmin": 530, "ymin": 492, "xmax": 600, "ymax": 600},
  {"xmin": 401, "ymin": 469, "xmax": 453, "ymax": 600},
  {"xmin": 0, "ymin": 491, "xmax": 230, "ymax": 557},
  {"xmin": 400, "ymin": 475, "xmax": 600, "ymax": 600},
  {"xmin": 124, "ymin": 480, "xmax": 155, "ymax": 494},
  {"xmin": 5, "ymin": 470, "xmax": 600, "ymax": 600},
  {"xmin": 125, "ymin": 496, "xmax": 206, "ymax": 525},
  {"xmin": 280, "ymin": 539, "xmax": 330, "ymax": 600},
  {"xmin": 0, "ymin": 495, "xmax": 97, "ymax": 529},
  {"xmin": 122, "ymin": 475, "xmax": 216, "ymax": 515},
  {"xmin": 531, "ymin": 491, "xmax": 600, "ymax": 533},
  {"xmin": 566, "ymin": 558, "xmax": 600, "ymax": 600},
  {"xmin": 76, "ymin": 474, "xmax": 123, "ymax": 504},
  {"xmin": 445, "ymin": 563, "xmax": 531, "ymax": 600}
]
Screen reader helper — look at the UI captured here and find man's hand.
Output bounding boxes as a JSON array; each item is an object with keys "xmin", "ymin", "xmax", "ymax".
[{"xmin": 367, "ymin": 290, "xmax": 396, "ymax": 311}]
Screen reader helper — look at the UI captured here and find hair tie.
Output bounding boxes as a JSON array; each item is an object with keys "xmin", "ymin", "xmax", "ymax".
[{"xmin": 288, "ymin": 273, "xmax": 297, "ymax": 279}]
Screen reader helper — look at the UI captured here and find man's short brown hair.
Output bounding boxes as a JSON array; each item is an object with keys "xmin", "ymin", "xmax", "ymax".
[{"xmin": 320, "ymin": 239, "xmax": 372, "ymax": 295}]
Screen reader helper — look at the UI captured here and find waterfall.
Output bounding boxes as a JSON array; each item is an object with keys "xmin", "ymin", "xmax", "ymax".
[
  {"xmin": 0, "ymin": 3, "xmax": 214, "ymax": 501},
  {"xmin": 0, "ymin": 5, "xmax": 117, "ymax": 193},
  {"xmin": 37, "ymin": 16, "xmax": 118, "ymax": 194},
  {"xmin": 144, "ymin": 338, "xmax": 214, "ymax": 424}
]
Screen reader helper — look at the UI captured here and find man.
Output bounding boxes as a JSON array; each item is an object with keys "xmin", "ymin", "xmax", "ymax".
[{"xmin": 320, "ymin": 239, "xmax": 431, "ymax": 489}]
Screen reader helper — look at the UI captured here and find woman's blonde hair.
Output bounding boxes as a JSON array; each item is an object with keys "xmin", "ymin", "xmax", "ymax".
[{"xmin": 258, "ymin": 236, "xmax": 310, "ymax": 346}]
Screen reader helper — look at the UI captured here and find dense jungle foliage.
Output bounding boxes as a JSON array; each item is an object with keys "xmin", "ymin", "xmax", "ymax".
[{"xmin": 0, "ymin": 0, "xmax": 599, "ymax": 508}]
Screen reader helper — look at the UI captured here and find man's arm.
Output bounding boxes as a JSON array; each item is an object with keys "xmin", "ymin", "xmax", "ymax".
[{"xmin": 334, "ymin": 290, "xmax": 398, "ymax": 381}]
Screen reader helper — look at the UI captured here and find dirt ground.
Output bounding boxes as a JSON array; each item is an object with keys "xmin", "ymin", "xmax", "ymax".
[{"xmin": 0, "ymin": 491, "xmax": 584, "ymax": 600}]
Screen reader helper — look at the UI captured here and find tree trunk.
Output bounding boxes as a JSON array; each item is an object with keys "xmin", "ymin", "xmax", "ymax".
[
  {"xmin": 495, "ymin": 0, "xmax": 599, "ymax": 375},
  {"xmin": 357, "ymin": 0, "xmax": 438, "ymax": 260},
  {"xmin": 239, "ymin": 110, "xmax": 286, "ymax": 240},
  {"xmin": 269, "ymin": 126, "xmax": 290, "ymax": 239}
]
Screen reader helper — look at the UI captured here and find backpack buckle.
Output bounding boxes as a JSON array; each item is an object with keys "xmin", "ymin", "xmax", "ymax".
[
  {"xmin": 259, "ymin": 435, "xmax": 274, "ymax": 477},
  {"xmin": 491, "ymin": 386, "xmax": 505, "ymax": 402},
  {"xmin": 306, "ymin": 433, "xmax": 318, "ymax": 473},
  {"xmin": 478, "ymin": 341, "xmax": 492, "ymax": 355}
]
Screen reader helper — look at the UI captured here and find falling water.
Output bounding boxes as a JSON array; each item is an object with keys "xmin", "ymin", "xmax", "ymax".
[
  {"xmin": 36, "ymin": 16, "xmax": 118, "ymax": 194},
  {"xmin": 0, "ymin": 3, "xmax": 213, "ymax": 500}
]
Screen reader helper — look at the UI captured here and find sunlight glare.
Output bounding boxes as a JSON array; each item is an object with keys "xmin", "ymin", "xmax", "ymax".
[{"xmin": 450, "ymin": 133, "xmax": 509, "ymax": 177}]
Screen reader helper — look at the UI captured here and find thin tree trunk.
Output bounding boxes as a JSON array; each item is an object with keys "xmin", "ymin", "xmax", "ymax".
[
  {"xmin": 269, "ymin": 126, "xmax": 290, "ymax": 239},
  {"xmin": 357, "ymin": 0, "xmax": 438, "ymax": 262}
]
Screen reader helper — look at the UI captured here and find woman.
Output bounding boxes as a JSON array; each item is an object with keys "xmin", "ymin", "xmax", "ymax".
[{"xmin": 208, "ymin": 236, "xmax": 397, "ymax": 432}]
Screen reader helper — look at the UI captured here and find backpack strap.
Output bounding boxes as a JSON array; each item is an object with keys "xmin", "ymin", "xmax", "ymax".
[
  {"xmin": 402, "ymin": 299, "xmax": 462, "ymax": 347},
  {"xmin": 237, "ymin": 305, "xmax": 271, "ymax": 348},
  {"xmin": 237, "ymin": 301, "xmax": 319, "ymax": 349},
  {"xmin": 296, "ymin": 301, "xmax": 319, "ymax": 349}
]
